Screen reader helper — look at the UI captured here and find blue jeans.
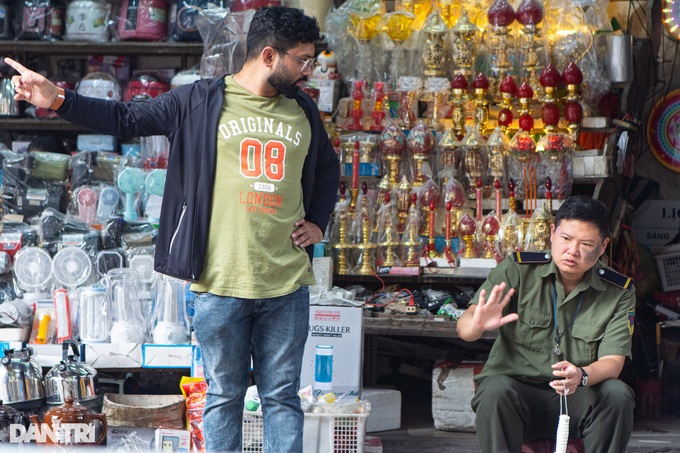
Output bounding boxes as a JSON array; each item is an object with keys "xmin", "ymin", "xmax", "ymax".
[{"xmin": 192, "ymin": 286, "xmax": 310, "ymax": 453}]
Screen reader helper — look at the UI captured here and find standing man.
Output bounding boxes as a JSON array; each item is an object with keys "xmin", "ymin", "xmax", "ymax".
[
  {"xmin": 456, "ymin": 196, "xmax": 636, "ymax": 452},
  {"xmin": 6, "ymin": 6, "xmax": 339, "ymax": 452}
]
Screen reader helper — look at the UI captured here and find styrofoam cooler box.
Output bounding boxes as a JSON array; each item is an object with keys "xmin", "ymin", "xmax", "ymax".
[
  {"xmin": 361, "ymin": 387, "xmax": 401, "ymax": 432},
  {"xmin": 431, "ymin": 360, "xmax": 484, "ymax": 432}
]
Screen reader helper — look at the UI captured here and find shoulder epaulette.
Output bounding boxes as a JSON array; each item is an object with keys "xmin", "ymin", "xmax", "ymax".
[
  {"xmin": 511, "ymin": 252, "xmax": 551, "ymax": 264},
  {"xmin": 598, "ymin": 268, "xmax": 633, "ymax": 291}
]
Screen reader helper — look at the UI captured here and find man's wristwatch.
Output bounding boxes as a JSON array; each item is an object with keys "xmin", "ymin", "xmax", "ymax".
[
  {"xmin": 579, "ymin": 367, "xmax": 589, "ymax": 387},
  {"xmin": 49, "ymin": 87, "xmax": 65, "ymax": 111}
]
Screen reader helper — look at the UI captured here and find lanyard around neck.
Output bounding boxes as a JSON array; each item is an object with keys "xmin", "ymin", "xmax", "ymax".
[{"xmin": 552, "ymin": 277, "xmax": 583, "ymax": 359}]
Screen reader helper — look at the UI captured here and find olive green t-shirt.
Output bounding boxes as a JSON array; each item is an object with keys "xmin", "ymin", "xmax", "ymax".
[
  {"xmin": 471, "ymin": 254, "xmax": 636, "ymax": 384},
  {"xmin": 191, "ymin": 76, "xmax": 315, "ymax": 298}
]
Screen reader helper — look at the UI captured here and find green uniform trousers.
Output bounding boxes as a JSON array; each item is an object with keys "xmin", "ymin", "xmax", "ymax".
[{"xmin": 471, "ymin": 375, "xmax": 635, "ymax": 453}]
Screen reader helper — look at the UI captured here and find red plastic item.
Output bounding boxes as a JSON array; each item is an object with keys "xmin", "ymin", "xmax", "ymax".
[
  {"xmin": 230, "ymin": 0, "xmax": 280, "ymax": 11},
  {"xmin": 117, "ymin": 0, "xmax": 168, "ymax": 41},
  {"xmin": 500, "ymin": 75, "xmax": 517, "ymax": 95},
  {"xmin": 564, "ymin": 101, "xmax": 583, "ymax": 123},
  {"xmin": 539, "ymin": 63, "xmax": 561, "ymax": 88},
  {"xmin": 472, "ymin": 72, "xmax": 490, "ymax": 90},
  {"xmin": 124, "ymin": 75, "xmax": 169, "ymax": 101},
  {"xmin": 515, "ymin": 0, "xmax": 544, "ymax": 26},
  {"xmin": 487, "ymin": 0, "xmax": 516, "ymax": 27},
  {"xmin": 542, "ymin": 103, "xmax": 560, "ymax": 126},
  {"xmin": 562, "ymin": 60, "xmax": 584, "ymax": 85},
  {"xmin": 517, "ymin": 81, "xmax": 534, "ymax": 99},
  {"xmin": 519, "ymin": 113, "xmax": 534, "ymax": 131},
  {"xmin": 451, "ymin": 73, "xmax": 469, "ymax": 90}
]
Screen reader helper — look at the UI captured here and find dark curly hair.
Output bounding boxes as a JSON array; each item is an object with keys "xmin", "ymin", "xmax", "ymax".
[
  {"xmin": 554, "ymin": 195, "xmax": 611, "ymax": 241},
  {"xmin": 245, "ymin": 6, "xmax": 322, "ymax": 61}
]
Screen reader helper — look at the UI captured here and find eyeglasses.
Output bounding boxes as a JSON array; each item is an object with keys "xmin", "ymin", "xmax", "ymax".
[{"xmin": 274, "ymin": 48, "xmax": 316, "ymax": 73}]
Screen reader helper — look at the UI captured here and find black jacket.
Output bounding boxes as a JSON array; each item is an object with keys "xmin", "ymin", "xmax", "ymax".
[{"xmin": 58, "ymin": 77, "xmax": 340, "ymax": 281}]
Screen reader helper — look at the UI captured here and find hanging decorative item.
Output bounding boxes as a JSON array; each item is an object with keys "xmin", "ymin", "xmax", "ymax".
[
  {"xmin": 647, "ymin": 89, "xmax": 680, "ymax": 173},
  {"xmin": 663, "ymin": 0, "xmax": 680, "ymax": 41}
]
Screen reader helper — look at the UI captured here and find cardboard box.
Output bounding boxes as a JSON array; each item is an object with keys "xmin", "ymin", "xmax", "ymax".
[
  {"xmin": 106, "ymin": 426, "xmax": 157, "ymax": 449},
  {"xmin": 154, "ymin": 428, "xmax": 191, "ymax": 452},
  {"xmin": 77, "ymin": 134, "xmax": 118, "ymax": 152},
  {"xmin": 431, "ymin": 361, "xmax": 484, "ymax": 432},
  {"xmin": 86, "ymin": 342, "xmax": 143, "ymax": 368},
  {"xmin": 362, "ymin": 387, "xmax": 401, "ymax": 432},
  {"xmin": 142, "ymin": 344, "xmax": 192, "ymax": 368},
  {"xmin": 300, "ymin": 304, "xmax": 363, "ymax": 399}
]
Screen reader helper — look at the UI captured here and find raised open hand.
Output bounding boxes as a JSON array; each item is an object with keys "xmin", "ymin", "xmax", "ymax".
[
  {"xmin": 4, "ymin": 57, "xmax": 60, "ymax": 109},
  {"xmin": 471, "ymin": 282, "xmax": 519, "ymax": 332}
]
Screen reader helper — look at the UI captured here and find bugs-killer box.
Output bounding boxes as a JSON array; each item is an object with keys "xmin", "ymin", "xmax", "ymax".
[{"xmin": 300, "ymin": 304, "xmax": 363, "ymax": 399}]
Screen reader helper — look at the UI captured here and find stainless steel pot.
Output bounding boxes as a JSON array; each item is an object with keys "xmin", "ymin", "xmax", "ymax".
[
  {"xmin": 0, "ymin": 347, "xmax": 45, "ymax": 409},
  {"xmin": 44, "ymin": 341, "xmax": 100, "ymax": 407},
  {"xmin": 0, "ymin": 78, "xmax": 22, "ymax": 117}
]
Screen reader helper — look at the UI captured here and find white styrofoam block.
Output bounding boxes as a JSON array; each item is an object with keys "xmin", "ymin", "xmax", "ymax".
[
  {"xmin": 431, "ymin": 362, "xmax": 484, "ymax": 432},
  {"xmin": 362, "ymin": 387, "xmax": 402, "ymax": 432}
]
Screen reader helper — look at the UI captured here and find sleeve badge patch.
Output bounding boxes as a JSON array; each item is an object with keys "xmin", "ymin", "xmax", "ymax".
[{"xmin": 628, "ymin": 310, "xmax": 635, "ymax": 336}]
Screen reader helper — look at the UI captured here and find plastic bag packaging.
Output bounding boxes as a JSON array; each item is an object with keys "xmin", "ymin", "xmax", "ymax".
[
  {"xmin": 180, "ymin": 377, "xmax": 207, "ymax": 453},
  {"xmin": 1, "ymin": 154, "xmax": 69, "ymax": 218},
  {"xmin": 111, "ymin": 431, "xmax": 152, "ymax": 452},
  {"xmin": 116, "ymin": 0, "xmax": 169, "ymax": 41},
  {"xmin": 12, "ymin": 0, "xmax": 65, "ymax": 40},
  {"xmin": 70, "ymin": 151, "xmax": 124, "ymax": 188},
  {"xmin": 547, "ymin": 0, "xmax": 611, "ymax": 113},
  {"xmin": 38, "ymin": 207, "xmax": 101, "ymax": 260},
  {"xmin": 171, "ymin": 0, "xmax": 211, "ymax": 42},
  {"xmin": 197, "ymin": 7, "xmax": 254, "ymax": 78},
  {"xmin": 244, "ymin": 385, "xmax": 260, "ymax": 411},
  {"xmin": 64, "ymin": 0, "xmax": 113, "ymax": 42}
]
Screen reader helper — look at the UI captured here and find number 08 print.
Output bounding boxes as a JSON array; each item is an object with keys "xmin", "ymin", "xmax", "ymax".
[{"xmin": 240, "ymin": 138, "xmax": 286, "ymax": 181}]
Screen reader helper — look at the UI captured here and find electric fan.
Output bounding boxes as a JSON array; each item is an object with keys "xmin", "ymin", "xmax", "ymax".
[
  {"xmin": 97, "ymin": 186, "xmax": 120, "ymax": 220},
  {"xmin": 117, "ymin": 167, "xmax": 145, "ymax": 221},
  {"xmin": 145, "ymin": 169, "xmax": 166, "ymax": 223},
  {"xmin": 52, "ymin": 247, "xmax": 93, "ymax": 290},
  {"xmin": 52, "ymin": 247, "xmax": 93, "ymax": 343},
  {"xmin": 13, "ymin": 246, "xmax": 53, "ymax": 301},
  {"xmin": 76, "ymin": 187, "xmax": 97, "ymax": 225}
]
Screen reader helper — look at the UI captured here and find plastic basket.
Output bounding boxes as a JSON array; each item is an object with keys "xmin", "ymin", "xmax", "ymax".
[
  {"xmin": 242, "ymin": 410, "xmax": 369, "ymax": 453},
  {"xmin": 656, "ymin": 253, "xmax": 680, "ymax": 292}
]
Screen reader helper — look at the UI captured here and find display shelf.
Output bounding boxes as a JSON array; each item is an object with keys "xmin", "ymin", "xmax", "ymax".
[
  {"xmin": 0, "ymin": 40, "xmax": 204, "ymax": 56},
  {"xmin": 0, "ymin": 117, "xmax": 87, "ymax": 131},
  {"xmin": 333, "ymin": 272, "xmax": 487, "ymax": 287},
  {"xmin": 363, "ymin": 313, "xmax": 498, "ymax": 340}
]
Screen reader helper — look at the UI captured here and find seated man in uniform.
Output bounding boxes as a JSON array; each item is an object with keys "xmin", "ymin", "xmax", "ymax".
[{"xmin": 456, "ymin": 195, "xmax": 636, "ymax": 453}]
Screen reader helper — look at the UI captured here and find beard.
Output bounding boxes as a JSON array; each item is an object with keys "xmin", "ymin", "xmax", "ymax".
[{"xmin": 267, "ymin": 63, "xmax": 306, "ymax": 98}]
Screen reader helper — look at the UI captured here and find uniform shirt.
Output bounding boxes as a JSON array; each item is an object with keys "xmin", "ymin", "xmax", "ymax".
[
  {"xmin": 191, "ymin": 76, "xmax": 316, "ymax": 298},
  {"xmin": 471, "ymin": 254, "xmax": 636, "ymax": 385}
]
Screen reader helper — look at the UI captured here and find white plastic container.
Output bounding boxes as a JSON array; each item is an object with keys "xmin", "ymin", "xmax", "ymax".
[
  {"xmin": 242, "ymin": 411, "xmax": 369, "ymax": 453},
  {"xmin": 65, "ymin": 0, "xmax": 112, "ymax": 42}
]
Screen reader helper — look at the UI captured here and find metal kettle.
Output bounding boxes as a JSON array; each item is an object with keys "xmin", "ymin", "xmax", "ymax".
[
  {"xmin": 0, "ymin": 77, "xmax": 22, "ymax": 117},
  {"xmin": 44, "ymin": 341, "xmax": 101, "ymax": 412},
  {"xmin": 0, "ymin": 347, "xmax": 45, "ymax": 410}
]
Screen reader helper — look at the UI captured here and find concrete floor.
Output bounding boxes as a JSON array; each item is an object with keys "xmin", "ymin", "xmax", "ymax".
[
  {"xmin": 373, "ymin": 417, "xmax": 680, "ymax": 452},
  {"xmin": 367, "ymin": 378, "xmax": 680, "ymax": 453}
]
